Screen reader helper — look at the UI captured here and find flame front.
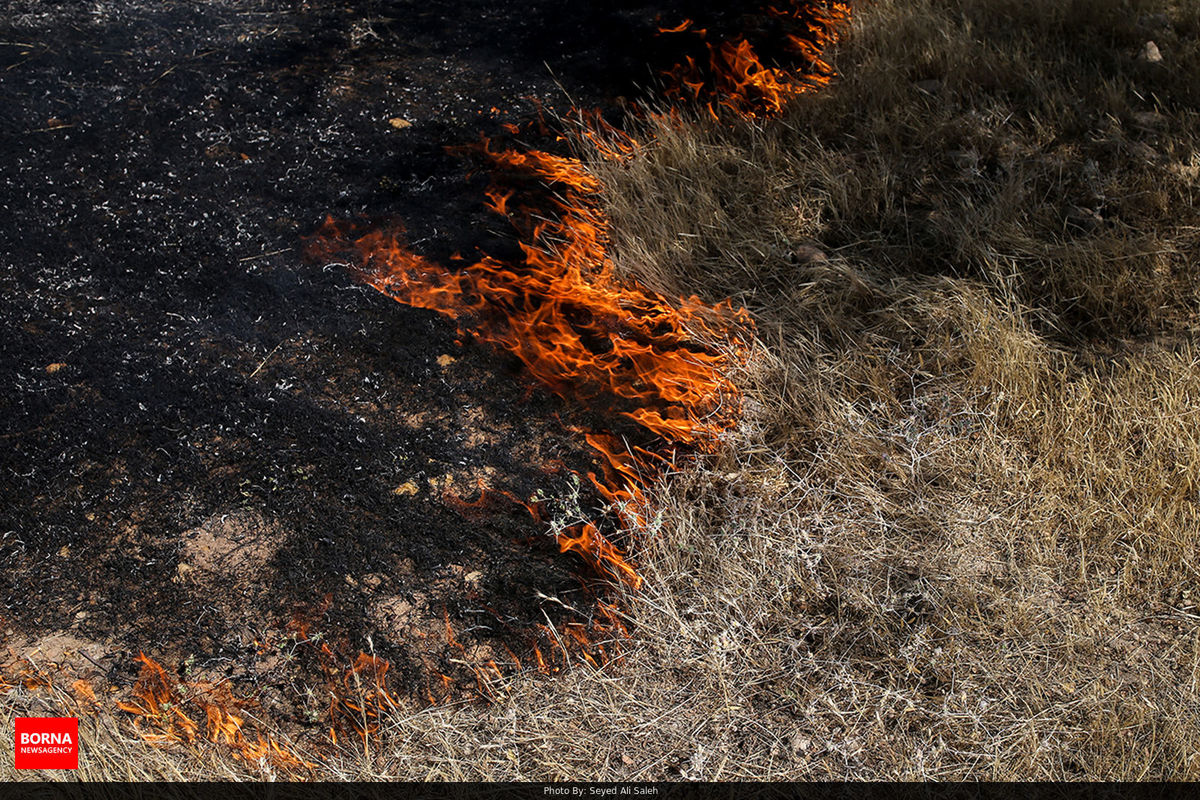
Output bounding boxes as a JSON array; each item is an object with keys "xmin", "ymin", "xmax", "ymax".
[
  {"xmin": 312, "ymin": 135, "xmax": 751, "ymax": 587},
  {"xmin": 660, "ymin": 0, "xmax": 851, "ymax": 118},
  {"xmin": 307, "ymin": 0, "xmax": 850, "ymax": 684}
]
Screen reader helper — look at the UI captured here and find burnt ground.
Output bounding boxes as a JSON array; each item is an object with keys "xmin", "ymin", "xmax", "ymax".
[{"xmin": 0, "ymin": 0, "xmax": 724, "ymax": 730}]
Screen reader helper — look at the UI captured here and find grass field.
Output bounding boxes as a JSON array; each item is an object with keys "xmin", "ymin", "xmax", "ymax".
[{"xmin": 6, "ymin": 0, "xmax": 1200, "ymax": 780}]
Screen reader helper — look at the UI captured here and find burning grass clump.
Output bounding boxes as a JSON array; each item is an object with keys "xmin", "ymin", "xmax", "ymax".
[
  {"xmin": 309, "ymin": 131, "xmax": 755, "ymax": 594},
  {"xmin": 656, "ymin": 0, "xmax": 852, "ymax": 118}
]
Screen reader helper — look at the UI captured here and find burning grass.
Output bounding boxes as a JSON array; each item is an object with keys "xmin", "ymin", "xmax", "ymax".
[
  {"xmin": 8, "ymin": 0, "xmax": 1200, "ymax": 781},
  {"xmin": 658, "ymin": 1, "xmax": 851, "ymax": 118},
  {"xmin": 304, "ymin": 0, "xmax": 852, "ymax": 636},
  {"xmin": 309, "ymin": 131, "xmax": 754, "ymax": 591}
]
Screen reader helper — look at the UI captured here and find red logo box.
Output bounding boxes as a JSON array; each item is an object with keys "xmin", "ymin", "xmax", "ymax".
[{"xmin": 14, "ymin": 717, "xmax": 79, "ymax": 770}]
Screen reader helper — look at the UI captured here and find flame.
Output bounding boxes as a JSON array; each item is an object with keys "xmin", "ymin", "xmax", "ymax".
[
  {"xmin": 304, "ymin": 0, "xmax": 849, "ymax": 694},
  {"xmin": 659, "ymin": 1, "xmax": 851, "ymax": 118},
  {"xmin": 333, "ymin": 652, "xmax": 401, "ymax": 742},
  {"xmin": 310, "ymin": 131, "xmax": 751, "ymax": 590},
  {"xmin": 116, "ymin": 653, "xmax": 312, "ymax": 771}
]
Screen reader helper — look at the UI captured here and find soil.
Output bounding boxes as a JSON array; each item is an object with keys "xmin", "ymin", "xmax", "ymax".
[{"xmin": 0, "ymin": 0, "xmax": 720, "ymax": 735}]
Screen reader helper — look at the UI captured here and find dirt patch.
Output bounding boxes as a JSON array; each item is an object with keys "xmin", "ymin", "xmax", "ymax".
[
  {"xmin": 4, "ymin": 632, "xmax": 109, "ymax": 673},
  {"xmin": 177, "ymin": 510, "xmax": 284, "ymax": 585}
]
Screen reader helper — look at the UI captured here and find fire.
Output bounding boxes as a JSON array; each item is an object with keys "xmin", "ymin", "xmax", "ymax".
[
  {"xmin": 311, "ymin": 132, "xmax": 751, "ymax": 590},
  {"xmin": 327, "ymin": 651, "xmax": 401, "ymax": 743},
  {"xmin": 305, "ymin": 0, "xmax": 849, "ymax": 694},
  {"xmin": 659, "ymin": 1, "xmax": 851, "ymax": 118},
  {"xmin": 116, "ymin": 653, "xmax": 312, "ymax": 771}
]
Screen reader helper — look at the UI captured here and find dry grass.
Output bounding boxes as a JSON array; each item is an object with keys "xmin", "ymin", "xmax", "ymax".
[{"xmin": 6, "ymin": 0, "xmax": 1200, "ymax": 781}]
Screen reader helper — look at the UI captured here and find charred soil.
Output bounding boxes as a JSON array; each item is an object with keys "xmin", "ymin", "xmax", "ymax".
[{"xmin": 0, "ymin": 0, "xmax": 707, "ymax": 738}]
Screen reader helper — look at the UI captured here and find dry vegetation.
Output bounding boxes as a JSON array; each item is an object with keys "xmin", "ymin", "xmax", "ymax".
[{"xmin": 6, "ymin": 0, "xmax": 1200, "ymax": 781}]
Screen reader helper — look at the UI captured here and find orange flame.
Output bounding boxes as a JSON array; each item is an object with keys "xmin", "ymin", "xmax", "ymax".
[
  {"xmin": 116, "ymin": 653, "xmax": 312, "ymax": 771},
  {"xmin": 305, "ymin": 1, "xmax": 848, "ymax": 691},
  {"xmin": 311, "ymin": 131, "xmax": 751, "ymax": 590},
  {"xmin": 659, "ymin": 1, "xmax": 851, "ymax": 118}
]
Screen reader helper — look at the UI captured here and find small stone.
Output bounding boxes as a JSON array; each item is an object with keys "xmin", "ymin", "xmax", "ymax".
[
  {"xmin": 1127, "ymin": 141, "xmax": 1162, "ymax": 164},
  {"xmin": 1066, "ymin": 205, "xmax": 1103, "ymax": 232},
  {"xmin": 789, "ymin": 245, "xmax": 828, "ymax": 266},
  {"xmin": 46, "ymin": 363, "xmax": 66, "ymax": 373},
  {"xmin": 388, "ymin": 117, "xmax": 413, "ymax": 130},
  {"xmin": 1138, "ymin": 41, "xmax": 1163, "ymax": 63},
  {"xmin": 436, "ymin": 354, "xmax": 456, "ymax": 367}
]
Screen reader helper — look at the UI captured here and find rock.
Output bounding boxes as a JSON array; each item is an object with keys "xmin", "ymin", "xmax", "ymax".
[
  {"xmin": 1138, "ymin": 41, "xmax": 1163, "ymax": 64},
  {"xmin": 1127, "ymin": 141, "xmax": 1162, "ymax": 164},
  {"xmin": 788, "ymin": 245, "xmax": 828, "ymax": 266},
  {"xmin": 388, "ymin": 117, "xmax": 413, "ymax": 130},
  {"xmin": 1066, "ymin": 205, "xmax": 1104, "ymax": 232},
  {"xmin": 45, "ymin": 362, "xmax": 67, "ymax": 373}
]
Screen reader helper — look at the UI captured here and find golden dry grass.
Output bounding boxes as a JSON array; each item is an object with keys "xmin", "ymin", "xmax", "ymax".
[{"xmin": 6, "ymin": 0, "xmax": 1200, "ymax": 781}]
